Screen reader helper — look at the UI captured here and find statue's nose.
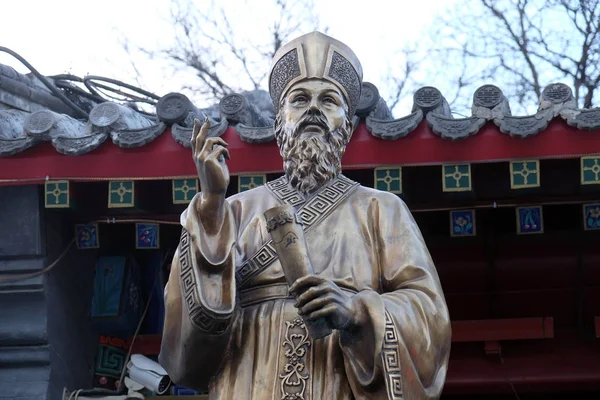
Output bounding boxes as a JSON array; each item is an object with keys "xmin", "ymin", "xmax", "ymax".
[{"xmin": 308, "ymin": 102, "xmax": 321, "ymax": 115}]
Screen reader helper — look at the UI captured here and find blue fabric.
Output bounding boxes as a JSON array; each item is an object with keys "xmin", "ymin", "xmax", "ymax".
[
  {"xmin": 91, "ymin": 257, "xmax": 126, "ymax": 318},
  {"xmin": 140, "ymin": 252, "xmax": 165, "ymax": 334},
  {"xmin": 91, "ymin": 256, "xmax": 142, "ymax": 336}
]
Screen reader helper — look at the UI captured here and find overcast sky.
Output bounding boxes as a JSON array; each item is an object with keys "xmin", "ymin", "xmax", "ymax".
[{"xmin": 1, "ymin": 0, "xmax": 457, "ymax": 113}]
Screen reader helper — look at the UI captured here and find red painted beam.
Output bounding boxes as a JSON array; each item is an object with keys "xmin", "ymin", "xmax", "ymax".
[
  {"xmin": 2, "ymin": 118, "xmax": 600, "ymax": 184},
  {"xmin": 451, "ymin": 317, "xmax": 554, "ymax": 343}
]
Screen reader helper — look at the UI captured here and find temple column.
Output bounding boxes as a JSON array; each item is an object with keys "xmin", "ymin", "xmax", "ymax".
[{"xmin": 0, "ymin": 185, "xmax": 97, "ymax": 400}]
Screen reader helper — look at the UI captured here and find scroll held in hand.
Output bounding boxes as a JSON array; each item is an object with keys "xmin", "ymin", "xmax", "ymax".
[{"xmin": 264, "ymin": 205, "xmax": 332, "ymax": 339}]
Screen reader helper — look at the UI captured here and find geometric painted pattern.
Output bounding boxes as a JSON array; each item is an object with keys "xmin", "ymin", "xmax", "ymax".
[
  {"xmin": 108, "ymin": 180, "xmax": 135, "ymax": 208},
  {"xmin": 510, "ymin": 160, "xmax": 540, "ymax": 189},
  {"xmin": 136, "ymin": 223, "xmax": 159, "ymax": 249},
  {"xmin": 172, "ymin": 178, "xmax": 198, "ymax": 204},
  {"xmin": 581, "ymin": 156, "xmax": 600, "ymax": 185},
  {"xmin": 382, "ymin": 311, "xmax": 403, "ymax": 399},
  {"xmin": 442, "ymin": 164, "xmax": 472, "ymax": 192},
  {"xmin": 179, "ymin": 229, "xmax": 232, "ymax": 334},
  {"xmin": 238, "ymin": 174, "xmax": 266, "ymax": 192},
  {"xmin": 94, "ymin": 344, "xmax": 127, "ymax": 377},
  {"xmin": 237, "ymin": 175, "xmax": 360, "ymax": 289},
  {"xmin": 45, "ymin": 180, "xmax": 70, "ymax": 208},
  {"xmin": 374, "ymin": 167, "xmax": 402, "ymax": 194},
  {"xmin": 75, "ymin": 223, "xmax": 100, "ymax": 249},
  {"xmin": 516, "ymin": 206, "xmax": 544, "ymax": 235},
  {"xmin": 583, "ymin": 203, "xmax": 600, "ymax": 230},
  {"xmin": 450, "ymin": 210, "xmax": 476, "ymax": 237}
]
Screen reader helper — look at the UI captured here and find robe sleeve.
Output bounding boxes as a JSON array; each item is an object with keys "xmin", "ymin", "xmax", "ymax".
[
  {"xmin": 339, "ymin": 194, "xmax": 451, "ymax": 400},
  {"xmin": 158, "ymin": 194, "xmax": 238, "ymax": 390}
]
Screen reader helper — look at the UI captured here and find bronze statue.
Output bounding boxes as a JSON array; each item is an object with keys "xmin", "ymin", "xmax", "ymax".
[{"xmin": 159, "ymin": 32, "xmax": 451, "ymax": 400}]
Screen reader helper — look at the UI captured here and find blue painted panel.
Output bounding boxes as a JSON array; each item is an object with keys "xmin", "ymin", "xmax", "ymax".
[
  {"xmin": 517, "ymin": 206, "xmax": 543, "ymax": 234},
  {"xmin": 450, "ymin": 210, "xmax": 476, "ymax": 236},
  {"xmin": 584, "ymin": 204, "xmax": 600, "ymax": 230}
]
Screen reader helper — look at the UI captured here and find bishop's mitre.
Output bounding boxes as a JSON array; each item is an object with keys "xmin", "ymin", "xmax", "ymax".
[{"xmin": 268, "ymin": 31, "xmax": 363, "ymax": 117}]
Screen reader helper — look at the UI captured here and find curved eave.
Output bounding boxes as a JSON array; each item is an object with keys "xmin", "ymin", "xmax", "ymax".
[{"xmin": 1, "ymin": 119, "xmax": 599, "ymax": 184}]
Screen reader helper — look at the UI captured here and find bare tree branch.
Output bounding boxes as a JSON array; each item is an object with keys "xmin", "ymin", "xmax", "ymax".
[
  {"xmin": 425, "ymin": 0, "xmax": 600, "ymax": 113},
  {"xmin": 130, "ymin": 0, "xmax": 325, "ymax": 106}
]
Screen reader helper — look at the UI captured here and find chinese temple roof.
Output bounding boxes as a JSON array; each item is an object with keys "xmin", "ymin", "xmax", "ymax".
[{"xmin": 1, "ymin": 59, "xmax": 600, "ymax": 183}]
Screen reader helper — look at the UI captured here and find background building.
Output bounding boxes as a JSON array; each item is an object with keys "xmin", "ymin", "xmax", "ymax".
[{"xmin": 1, "ymin": 62, "xmax": 599, "ymax": 399}]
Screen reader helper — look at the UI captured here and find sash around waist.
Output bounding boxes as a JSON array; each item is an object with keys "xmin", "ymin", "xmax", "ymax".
[{"xmin": 238, "ymin": 283, "xmax": 358, "ymax": 308}]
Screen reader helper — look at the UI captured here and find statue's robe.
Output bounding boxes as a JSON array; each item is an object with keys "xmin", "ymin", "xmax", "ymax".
[{"xmin": 159, "ymin": 175, "xmax": 451, "ymax": 400}]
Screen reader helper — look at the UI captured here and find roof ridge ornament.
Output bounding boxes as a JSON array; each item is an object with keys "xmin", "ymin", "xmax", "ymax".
[
  {"xmin": 472, "ymin": 84, "xmax": 512, "ymax": 120},
  {"xmin": 412, "ymin": 86, "xmax": 452, "ymax": 117}
]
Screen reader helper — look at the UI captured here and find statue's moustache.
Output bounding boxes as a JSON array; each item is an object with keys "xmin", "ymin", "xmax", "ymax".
[{"xmin": 296, "ymin": 114, "xmax": 328, "ymax": 133}]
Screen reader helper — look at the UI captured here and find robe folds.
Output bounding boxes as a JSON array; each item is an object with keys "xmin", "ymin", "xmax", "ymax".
[{"xmin": 159, "ymin": 175, "xmax": 451, "ymax": 400}]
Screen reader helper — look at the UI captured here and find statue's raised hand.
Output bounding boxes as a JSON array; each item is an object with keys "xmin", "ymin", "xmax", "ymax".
[{"xmin": 191, "ymin": 118, "xmax": 230, "ymax": 198}]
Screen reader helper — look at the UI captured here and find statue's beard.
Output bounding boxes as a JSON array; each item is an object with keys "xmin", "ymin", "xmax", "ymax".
[{"xmin": 274, "ymin": 112, "xmax": 352, "ymax": 195}]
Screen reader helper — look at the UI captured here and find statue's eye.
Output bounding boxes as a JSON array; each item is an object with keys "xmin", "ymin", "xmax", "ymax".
[
  {"xmin": 322, "ymin": 96, "xmax": 337, "ymax": 105},
  {"xmin": 292, "ymin": 95, "xmax": 308, "ymax": 104}
]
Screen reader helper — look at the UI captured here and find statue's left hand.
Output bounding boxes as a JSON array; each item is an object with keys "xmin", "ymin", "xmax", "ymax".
[{"xmin": 290, "ymin": 275, "xmax": 360, "ymax": 331}]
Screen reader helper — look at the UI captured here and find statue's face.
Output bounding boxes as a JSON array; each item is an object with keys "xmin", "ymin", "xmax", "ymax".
[
  {"xmin": 274, "ymin": 79, "xmax": 353, "ymax": 194},
  {"xmin": 280, "ymin": 79, "xmax": 348, "ymax": 138}
]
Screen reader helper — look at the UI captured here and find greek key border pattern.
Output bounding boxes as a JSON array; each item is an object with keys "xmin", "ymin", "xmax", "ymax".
[
  {"xmin": 180, "ymin": 229, "xmax": 231, "ymax": 334},
  {"xmin": 382, "ymin": 311, "xmax": 403, "ymax": 400},
  {"xmin": 237, "ymin": 175, "xmax": 359, "ymax": 288},
  {"xmin": 266, "ymin": 176, "xmax": 306, "ymax": 207},
  {"xmin": 297, "ymin": 176, "xmax": 357, "ymax": 226}
]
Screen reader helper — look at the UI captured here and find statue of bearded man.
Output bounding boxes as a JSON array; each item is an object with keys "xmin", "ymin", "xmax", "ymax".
[{"xmin": 159, "ymin": 32, "xmax": 451, "ymax": 400}]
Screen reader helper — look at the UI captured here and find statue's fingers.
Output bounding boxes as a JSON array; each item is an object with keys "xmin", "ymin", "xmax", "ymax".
[
  {"xmin": 201, "ymin": 137, "xmax": 229, "ymax": 158},
  {"xmin": 197, "ymin": 116, "xmax": 211, "ymax": 145},
  {"xmin": 297, "ymin": 294, "xmax": 337, "ymax": 315},
  {"xmin": 304, "ymin": 304, "xmax": 337, "ymax": 321},
  {"xmin": 191, "ymin": 118, "xmax": 201, "ymax": 153},
  {"xmin": 294, "ymin": 282, "xmax": 331, "ymax": 307},
  {"xmin": 289, "ymin": 275, "xmax": 325, "ymax": 295},
  {"xmin": 208, "ymin": 145, "xmax": 230, "ymax": 162},
  {"xmin": 207, "ymin": 137, "xmax": 229, "ymax": 150}
]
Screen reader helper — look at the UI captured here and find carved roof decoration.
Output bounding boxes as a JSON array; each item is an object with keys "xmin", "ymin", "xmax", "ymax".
[{"xmin": 1, "ymin": 60, "xmax": 600, "ymax": 159}]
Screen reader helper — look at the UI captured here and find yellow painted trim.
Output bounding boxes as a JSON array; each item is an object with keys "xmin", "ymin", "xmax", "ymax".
[
  {"xmin": 237, "ymin": 174, "xmax": 267, "ymax": 193},
  {"xmin": 510, "ymin": 159, "xmax": 540, "ymax": 189},
  {"xmin": 374, "ymin": 166, "xmax": 403, "ymax": 194},
  {"xmin": 442, "ymin": 163, "xmax": 472, "ymax": 192},
  {"xmin": 172, "ymin": 178, "xmax": 199, "ymax": 204},
  {"xmin": 581, "ymin": 156, "xmax": 600, "ymax": 185},
  {"xmin": 108, "ymin": 181, "xmax": 135, "ymax": 208},
  {"xmin": 44, "ymin": 180, "xmax": 70, "ymax": 208}
]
